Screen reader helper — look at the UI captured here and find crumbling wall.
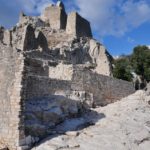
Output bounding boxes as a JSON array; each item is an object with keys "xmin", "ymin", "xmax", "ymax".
[
  {"xmin": 21, "ymin": 62, "xmax": 135, "ymax": 142},
  {"xmin": 48, "ymin": 63, "xmax": 73, "ymax": 80},
  {"xmin": 41, "ymin": 4, "xmax": 67, "ymax": 30},
  {"xmin": 0, "ymin": 44, "xmax": 26, "ymax": 149},
  {"xmin": 3, "ymin": 30, "xmax": 12, "ymax": 46},
  {"xmin": 66, "ymin": 12, "xmax": 92, "ymax": 37},
  {"xmin": 0, "ymin": 27, "xmax": 4, "ymax": 42},
  {"xmin": 72, "ymin": 67, "xmax": 135, "ymax": 106},
  {"xmin": 89, "ymin": 39, "xmax": 113, "ymax": 76},
  {"xmin": 24, "ymin": 75, "xmax": 85, "ymax": 139}
]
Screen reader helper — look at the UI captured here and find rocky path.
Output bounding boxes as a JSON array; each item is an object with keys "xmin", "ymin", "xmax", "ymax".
[{"xmin": 32, "ymin": 91, "xmax": 150, "ymax": 150}]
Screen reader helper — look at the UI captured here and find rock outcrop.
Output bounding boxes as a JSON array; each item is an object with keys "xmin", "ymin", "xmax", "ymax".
[
  {"xmin": 32, "ymin": 91, "xmax": 150, "ymax": 150},
  {"xmin": 145, "ymin": 83, "xmax": 150, "ymax": 104},
  {"xmin": 0, "ymin": 1, "xmax": 135, "ymax": 150}
]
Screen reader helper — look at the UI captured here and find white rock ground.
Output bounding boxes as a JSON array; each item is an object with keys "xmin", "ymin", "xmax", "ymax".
[{"xmin": 32, "ymin": 90, "xmax": 150, "ymax": 150}]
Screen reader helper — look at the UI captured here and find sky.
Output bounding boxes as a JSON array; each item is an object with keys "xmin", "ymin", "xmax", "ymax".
[{"xmin": 0, "ymin": 0, "xmax": 150, "ymax": 56}]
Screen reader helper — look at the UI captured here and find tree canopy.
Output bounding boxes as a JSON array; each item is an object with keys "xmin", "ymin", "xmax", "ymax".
[{"xmin": 113, "ymin": 45, "xmax": 150, "ymax": 82}]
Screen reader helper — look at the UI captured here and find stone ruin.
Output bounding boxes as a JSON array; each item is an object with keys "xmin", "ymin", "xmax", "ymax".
[{"xmin": 0, "ymin": 1, "xmax": 135, "ymax": 150}]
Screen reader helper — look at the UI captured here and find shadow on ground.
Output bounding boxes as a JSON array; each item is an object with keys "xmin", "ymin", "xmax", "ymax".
[{"xmin": 29, "ymin": 95, "xmax": 106, "ymax": 148}]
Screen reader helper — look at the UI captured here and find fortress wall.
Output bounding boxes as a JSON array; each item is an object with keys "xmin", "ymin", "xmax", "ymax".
[
  {"xmin": 24, "ymin": 57, "xmax": 49, "ymax": 77},
  {"xmin": 66, "ymin": 12, "xmax": 76, "ymax": 35},
  {"xmin": 0, "ymin": 45, "xmax": 26, "ymax": 149},
  {"xmin": 18, "ymin": 59, "xmax": 135, "ymax": 145},
  {"xmin": 66, "ymin": 12, "xmax": 92, "ymax": 37},
  {"xmin": 24, "ymin": 75, "xmax": 76, "ymax": 138},
  {"xmin": 72, "ymin": 67, "xmax": 135, "ymax": 106},
  {"xmin": 25, "ymin": 76, "xmax": 71, "ymax": 100},
  {"xmin": 42, "ymin": 6, "xmax": 67, "ymax": 30}
]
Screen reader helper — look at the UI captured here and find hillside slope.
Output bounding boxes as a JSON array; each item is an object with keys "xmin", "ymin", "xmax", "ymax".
[{"xmin": 33, "ymin": 90, "xmax": 150, "ymax": 150}]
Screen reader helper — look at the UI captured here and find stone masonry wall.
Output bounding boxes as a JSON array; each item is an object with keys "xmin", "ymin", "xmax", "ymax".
[
  {"xmin": 71, "ymin": 67, "xmax": 135, "ymax": 106},
  {"xmin": 41, "ymin": 5, "xmax": 67, "ymax": 30},
  {"xmin": 66, "ymin": 12, "xmax": 92, "ymax": 37},
  {"xmin": 0, "ymin": 44, "xmax": 26, "ymax": 150},
  {"xmin": 48, "ymin": 63, "xmax": 73, "ymax": 80},
  {"xmin": 21, "ymin": 63, "xmax": 135, "ymax": 142}
]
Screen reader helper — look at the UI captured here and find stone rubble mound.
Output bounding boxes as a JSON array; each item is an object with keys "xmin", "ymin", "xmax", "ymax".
[{"xmin": 32, "ymin": 90, "xmax": 150, "ymax": 150}]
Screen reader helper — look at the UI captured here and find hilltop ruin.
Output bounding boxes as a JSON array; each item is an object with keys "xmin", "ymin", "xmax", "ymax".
[{"xmin": 0, "ymin": 1, "xmax": 135, "ymax": 150}]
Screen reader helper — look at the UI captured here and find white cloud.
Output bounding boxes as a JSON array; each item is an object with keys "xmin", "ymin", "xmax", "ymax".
[
  {"xmin": 74, "ymin": 0, "xmax": 150, "ymax": 37},
  {"xmin": 17, "ymin": 0, "xmax": 53, "ymax": 14},
  {"xmin": 1, "ymin": 0, "xmax": 150, "ymax": 37}
]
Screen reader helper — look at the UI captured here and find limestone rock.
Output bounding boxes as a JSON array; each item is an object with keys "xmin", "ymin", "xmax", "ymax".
[
  {"xmin": 32, "ymin": 91, "xmax": 150, "ymax": 150},
  {"xmin": 3, "ymin": 30, "xmax": 11, "ymax": 46},
  {"xmin": 146, "ymin": 83, "xmax": 150, "ymax": 96},
  {"xmin": 145, "ymin": 83, "xmax": 150, "ymax": 104},
  {"xmin": 89, "ymin": 39, "xmax": 113, "ymax": 76}
]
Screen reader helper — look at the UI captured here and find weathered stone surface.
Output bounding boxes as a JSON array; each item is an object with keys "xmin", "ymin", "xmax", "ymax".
[
  {"xmin": 3, "ymin": 30, "xmax": 11, "ymax": 46},
  {"xmin": 32, "ymin": 91, "xmax": 150, "ymax": 150},
  {"xmin": 48, "ymin": 63, "xmax": 73, "ymax": 80},
  {"xmin": 71, "ymin": 66, "xmax": 135, "ymax": 106},
  {"xmin": 18, "ymin": 12, "xmax": 45, "ymax": 28},
  {"xmin": 0, "ymin": 43, "xmax": 26, "ymax": 150},
  {"xmin": 41, "ymin": 3, "xmax": 67, "ymax": 30},
  {"xmin": 89, "ymin": 39, "xmax": 113, "ymax": 76},
  {"xmin": 145, "ymin": 83, "xmax": 150, "ymax": 104},
  {"xmin": 0, "ymin": 26, "xmax": 4, "ymax": 42},
  {"xmin": 66, "ymin": 12, "xmax": 92, "ymax": 38},
  {"xmin": 56, "ymin": 1, "xmax": 65, "ymax": 10},
  {"xmin": 25, "ymin": 95, "xmax": 83, "ymax": 138},
  {"xmin": 146, "ymin": 83, "xmax": 150, "ymax": 96}
]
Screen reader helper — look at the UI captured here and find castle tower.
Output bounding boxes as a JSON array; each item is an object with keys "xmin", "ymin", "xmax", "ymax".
[
  {"xmin": 41, "ymin": 1, "xmax": 67, "ymax": 30},
  {"xmin": 66, "ymin": 12, "xmax": 92, "ymax": 37}
]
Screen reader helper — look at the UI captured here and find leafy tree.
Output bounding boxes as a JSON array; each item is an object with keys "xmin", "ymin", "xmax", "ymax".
[
  {"xmin": 113, "ymin": 57, "xmax": 132, "ymax": 81},
  {"xmin": 130, "ymin": 45, "xmax": 150, "ymax": 81},
  {"xmin": 113, "ymin": 45, "xmax": 150, "ymax": 82}
]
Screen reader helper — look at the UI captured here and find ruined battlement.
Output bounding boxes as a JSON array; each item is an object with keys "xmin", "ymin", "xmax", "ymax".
[
  {"xmin": 41, "ymin": 1, "xmax": 67, "ymax": 30},
  {"xmin": 66, "ymin": 12, "xmax": 92, "ymax": 37},
  {"xmin": 40, "ymin": 1, "xmax": 92, "ymax": 37},
  {"xmin": 18, "ymin": 1, "xmax": 92, "ymax": 37}
]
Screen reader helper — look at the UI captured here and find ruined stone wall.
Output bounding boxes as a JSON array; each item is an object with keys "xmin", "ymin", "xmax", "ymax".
[
  {"xmin": 66, "ymin": 12, "xmax": 92, "ymax": 37},
  {"xmin": 20, "ymin": 62, "xmax": 135, "ymax": 142},
  {"xmin": 48, "ymin": 63, "xmax": 73, "ymax": 80},
  {"xmin": 3, "ymin": 30, "xmax": 12, "ymax": 46},
  {"xmin": 24, "ymin": 75, "xmax": 82, "ymax": 139},
  {"xmin": 89, "ymin": 39, "xmax": 113, "ymax": 76},
  {"xmin": 0, "ymin": 27, "xmax": 4, "ymax": 41},
  {"xmin": 0, "ymin": 44, "xmax": 26, "ymax": 149},
  {"xmin": 72, "ymin": 67, "xmax": 135, "ymax": 106},
  {"xmin": 41, "ymin": 5, "xmax": 67, "ymax": 30},
  {"xmin": 25, "ymin": 76, "xmax": 71, "ymax": 99}
]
